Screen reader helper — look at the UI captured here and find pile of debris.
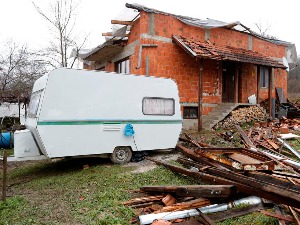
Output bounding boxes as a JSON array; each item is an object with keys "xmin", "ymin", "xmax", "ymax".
[
  {"xmin": 214, "ymin": 106, "xmax": 267, "ymax": 130},
  {"xmin": 125, "ymin": 125, "xmax": 300, "ymax": 224}
]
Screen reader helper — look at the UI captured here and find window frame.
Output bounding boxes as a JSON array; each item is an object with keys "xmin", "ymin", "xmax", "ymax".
[
  {"xmin": 183, "ymin": 106, "xmax": 198, "ymax": 119},
  {"xmin": 115, "ymin": 57, "xmax": 130, "ymax": 74},
  {"xmin": 27, "ymin": 89, "xmax": 43, "ymax": 118},
  {"xmin": 260, "ymin": 66, "xmax": 269, "ymax": 88},
  {"xmin": 142, "ymin": 97, "xmax": 175, "ymax": 116}
]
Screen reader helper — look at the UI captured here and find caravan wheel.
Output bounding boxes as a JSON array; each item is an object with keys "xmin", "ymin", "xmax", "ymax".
[{"xmin": 111, "ymin": 146, "xmax": 132, "ymax": 164}]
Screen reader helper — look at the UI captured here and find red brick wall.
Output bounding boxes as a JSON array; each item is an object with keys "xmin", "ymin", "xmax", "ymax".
[
  {"xmin": 210, "ymin": 29, "xmax": 248, "ymax": 49},
  {"xmin": 128, "ymin": 17, "xmax": 141, "ymax": 44},
  {"xmin": 105, "ymin": 62, "xmax": 115, "ymax": 72},
  {"xmin": 130, "ymin": 39, "xmax": 200, "ymax": 103},
  {"xmin": 153, "ymin": 12, "xmax": 205, "ymax": 40},
  {"xmin": 88, "ymin": 11, "xmax": 289, "ymax": 115},
  {"xmin": 239, "ymin": 63, "xmax": 257, "ymax": 102}
]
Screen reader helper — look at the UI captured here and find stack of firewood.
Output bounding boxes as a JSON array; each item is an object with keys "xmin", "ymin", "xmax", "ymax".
[{"xmin": 214, "ymin": 106, "xmax": 268, "ymax": 129}]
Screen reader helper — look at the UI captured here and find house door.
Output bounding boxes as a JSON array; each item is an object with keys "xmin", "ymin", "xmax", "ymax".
[{"xmin": 222, "ymin": 61, "xmax": 236, "ymax": 103}]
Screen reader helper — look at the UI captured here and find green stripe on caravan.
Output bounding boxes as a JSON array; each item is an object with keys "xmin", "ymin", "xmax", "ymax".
[{"xmin": 37, "ymin": 120, "xmax": 183, "ymax": 125}]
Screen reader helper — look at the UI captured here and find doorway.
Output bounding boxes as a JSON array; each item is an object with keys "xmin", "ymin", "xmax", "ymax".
[{"xmin": 222, "ymin": 61, "xmax": 236, "ymax": 103}]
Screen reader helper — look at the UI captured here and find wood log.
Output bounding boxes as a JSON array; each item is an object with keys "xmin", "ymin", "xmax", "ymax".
[{"xmin": 141, "ymin": 185, "xmax": 237, "ymax": 199}]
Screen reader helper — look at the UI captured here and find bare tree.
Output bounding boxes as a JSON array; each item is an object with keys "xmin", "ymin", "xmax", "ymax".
[
  {"xmin": 0, "ymin": 41, "xmax": 47, "ymax": 99},
  {"xmin": 33, "ymin": 0, "xmax": 88, "ymax": 68},
  {"xmin": 254, "ymin": 21, "xmax": 277, "ymax": 39}
]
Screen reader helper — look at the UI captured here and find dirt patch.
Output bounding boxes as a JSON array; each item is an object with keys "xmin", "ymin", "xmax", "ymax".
[{"xmin": 125, "ymin": 150, "xmax": 182, "ymax": 173}]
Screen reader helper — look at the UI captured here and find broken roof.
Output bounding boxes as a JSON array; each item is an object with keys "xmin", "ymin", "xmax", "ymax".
[
  {"xmin": 173, "ymin": 35, "xmax": 286, "ymax": 68},
  {"xmin": 125, "ymin": 3, "xmax": 292, "ymax": 46},
  {"xmin": 125, "ymin": 3, "xmax": 241, "ymax": 29},
  {"xmin": 79, "ymin": 3, "xmax": 293, "ymax": 62}
]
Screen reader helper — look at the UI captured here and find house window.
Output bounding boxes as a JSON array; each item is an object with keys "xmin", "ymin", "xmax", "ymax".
[
  {"xmin": 260, "ymin": 66, "xmax": 269, "ymax": 88},
  {"xmin": 142, "ymin": 97, "xmax": 175, "ymax": 115},
  {"xmin": 116, "ymin": 58, "xmax": 130, "ymax": 74},
  {"xmin": 183, "ymin": 107, "xmax": 198, "ymax": 119}
]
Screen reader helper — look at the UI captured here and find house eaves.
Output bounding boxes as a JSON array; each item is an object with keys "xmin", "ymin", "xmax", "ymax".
[
  {"xmin": 79, "ymin": 40, "xmax": 126, "ymax": 61},
  {"xmin": 173, "ymin": 35, "xmax": 286, "ymax": 69}
]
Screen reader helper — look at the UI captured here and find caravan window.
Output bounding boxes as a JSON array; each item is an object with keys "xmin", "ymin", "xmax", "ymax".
[
  {"xmin": 143, "ymin": 97, "xmax": 175, "ymax": 115},
  {"xmin": 28, "ymin": 90, "xmax": 43, "ymax": 118}
]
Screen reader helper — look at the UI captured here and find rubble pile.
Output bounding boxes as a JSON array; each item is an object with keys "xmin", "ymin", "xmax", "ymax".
[
  {"xmin": 125, "ymin": 125, "xmax": 300, "ymax": 225},
  {"xmin": 214, "ymin": 106, "xmax": 267, "ymax": 130}
]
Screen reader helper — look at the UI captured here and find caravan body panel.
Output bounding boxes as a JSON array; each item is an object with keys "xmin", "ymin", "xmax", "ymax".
[{"xmin": 25, "ymin": 68, "xmax": 182, "ymax": 158}]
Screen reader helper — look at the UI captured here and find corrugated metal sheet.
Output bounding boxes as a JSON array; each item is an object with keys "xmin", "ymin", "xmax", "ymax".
[{"xmin": 173, "ymin": 35, "xmax": 286, "ymax": 68}]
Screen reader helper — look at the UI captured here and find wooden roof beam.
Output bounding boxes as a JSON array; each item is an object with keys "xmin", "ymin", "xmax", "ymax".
[
  {"xmin": 102, "ymin": 32, "xmax": 129, "ymax": 37},
  {"xmin": 111, "ymin": 20, "xmax": 133, "ymax": 26}
]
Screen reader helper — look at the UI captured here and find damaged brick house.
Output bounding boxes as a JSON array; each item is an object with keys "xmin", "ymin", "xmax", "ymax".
[{"xmin": 79, "ymin": 3, "xmax": 297, "ymax": 130}]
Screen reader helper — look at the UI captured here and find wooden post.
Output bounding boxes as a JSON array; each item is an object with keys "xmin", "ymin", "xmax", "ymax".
[
  {"xmin": 234, "ymin": 65, "xmax": 239, "ymax": 103},
  {"xmin": 18, "ymin": 97, "xmax": 21, "ymax": 125},
  {"xmin": 24, "ymin": 99, "xmax": 27, "ymax": 120},
  {"xmin": 198, "ymin": 59, "xmax": 203, "ymax": 132},
  {"xmin": 257, "ymin": 66, "xmax": 260, "ymax": 104},
  {"xmin": 268, "ymin": 68, "xmax": 274, "ymax": 115},
  {"xmin": 2, "ymin": 150, "xmax": 7, "ymax": 202}
]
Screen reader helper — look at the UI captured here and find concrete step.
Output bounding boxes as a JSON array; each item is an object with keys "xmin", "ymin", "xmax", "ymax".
[{"xmin": 202, "ymin": 103, "xmax": 241, "ymax": 130}]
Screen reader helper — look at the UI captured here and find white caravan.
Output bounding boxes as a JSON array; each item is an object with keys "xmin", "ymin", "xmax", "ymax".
[{"xmin": 13, "ymin": 68, "xmax": 182, "ymax": 163}]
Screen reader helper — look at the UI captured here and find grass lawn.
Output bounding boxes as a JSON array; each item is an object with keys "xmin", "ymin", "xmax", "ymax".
[{"xmin": 0, "ymin": 154, "xmax": 278, "ymax": 225}]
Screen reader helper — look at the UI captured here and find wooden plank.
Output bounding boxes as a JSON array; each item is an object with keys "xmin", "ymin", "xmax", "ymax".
[
  {"xmin": 102, "ymin": 32, "xmax": 129, "ymax": 37},
  {"xmin": 196, "ymin": 208, "xmax": 217, "ymax": 225},
  {"xmin": 111, "ymin": 20, "xmax": 133, "ymax": 25},
  {"xmin": 176, "ymin": 157, "xmax": 300, "ymax": 208},
  {"xmin": 209, "ymin": 204, "xmax": 264, "ymax": 222},
  {"xmin": 141, "ymin": 185, "xmax": 237, "ymax": 198},
  {"xmin": 262, "ymin": 135, "xmax": 279, "ymax": 150},
  {"xmin": 229, "ymin": 153, "xmax": 261, "ymax": 164},
  {"xmin": 235, "ymin": 125, "xmax": 256, "ymax": 148},
  {"xmin": 260, "ymin": 210, "xmax": 295, "ymax": 222},
  {"xmin": 245, "ymin": 171, "xmax": 300, "ymax": 194},
  {"xmin": 122, "ymin": 195, "xmax": 164, "ymax": 206},
  {"xmin": 289, "ymin": 207, "xmax": 300, "ymax": 225},
  {"xmin": 236, "ymin": 126, "xmax": 300, "ymax": 175},
  {"xmin": 202, "ymin": 166, "xmax": 300, "ymax": 203},
  {"xmin": 177, "ymin": 145, "xmax": 231, "ymax": 170},
  {"xmin": 274, "ymin": 205, "xmax": 287, "ymax": 225},
  {"xmin": 150, "ymin": 157, "xmax": 300, "ymax": 208},
  {"xmin": 155, "ymin": 198, "xmax": 211, "ymax": 213}
]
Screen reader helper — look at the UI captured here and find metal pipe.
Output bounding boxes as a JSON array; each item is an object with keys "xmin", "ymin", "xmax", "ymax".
[
  {"xmin": 136, "ymin": 44, "xmax": 158, "ymax": 69},
  {"xmin": 139, "ymin": 196, "xmax": 262, "ymax": 225},
  {"xmin": 277, "ymin": 138, "xmax": 300, "ymax": 160},
  {"xmin": 146, "ymin": 54, "xmax": 149, "ymax": 76}
]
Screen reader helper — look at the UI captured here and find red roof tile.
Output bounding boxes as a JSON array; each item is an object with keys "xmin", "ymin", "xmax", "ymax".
[{"xmin": 173, "ymin": 35, "xmax": 285, "ymax": 68}]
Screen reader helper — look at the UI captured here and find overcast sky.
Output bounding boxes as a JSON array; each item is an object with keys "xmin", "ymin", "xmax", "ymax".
[{"xmin": 1, "ymin": 0, "xmax": 299, "ymax": 54}]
